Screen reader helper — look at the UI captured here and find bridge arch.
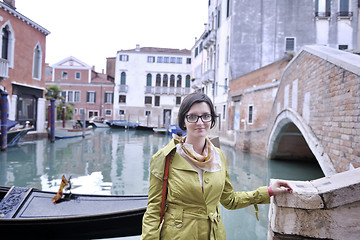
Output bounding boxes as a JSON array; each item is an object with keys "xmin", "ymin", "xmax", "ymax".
[{"xmin": 267, "ymin": 108, "xmax": 336, "ymax": 176}]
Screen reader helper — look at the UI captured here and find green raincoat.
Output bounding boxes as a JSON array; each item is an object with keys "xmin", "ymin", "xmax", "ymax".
[{"xmin": 141, "ymin": 139, "xmax": 270, "ymax": 240}]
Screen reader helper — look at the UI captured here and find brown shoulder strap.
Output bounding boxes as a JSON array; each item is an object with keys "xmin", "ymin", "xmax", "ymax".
[{"xmin": 160, "ymin": 154, "xmax": 170, "ymax": 223}]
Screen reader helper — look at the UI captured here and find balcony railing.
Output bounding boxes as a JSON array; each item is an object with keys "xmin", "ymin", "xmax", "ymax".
[
  {"xmin": 202, "ymin": 30, "xmax": 216, "ymax": 49},
  {"xmin": 146, "ymin": 86, "xmax": 190, "ymax": 95},
  {"xmin": 118, "ymin": 84, "xmax": 128, "ymax": 93},
  {"xmin": 0, "ymin": 58, "xmax": 9, "ymax": 79},
  {"xmin": 201, "ymin": 69, "xmax": 215, "ymax": 84},
  {"xmin": 337, "ymin": 11, "xmax": 353, "ymax": 17},
  {"xmin": 315, "ymin": 12, "xmax": 331, "ymax": 19}
]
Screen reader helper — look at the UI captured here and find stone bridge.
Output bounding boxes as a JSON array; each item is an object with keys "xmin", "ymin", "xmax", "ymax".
[{"xmin": 265, "ymin": 45, "xmax": 359, "ymax": 175}]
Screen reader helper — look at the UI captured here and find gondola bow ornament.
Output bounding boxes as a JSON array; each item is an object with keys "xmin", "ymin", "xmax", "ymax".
[{"xmin": 51, "ymin": 175, "xmax": 72, "ymax": 204}]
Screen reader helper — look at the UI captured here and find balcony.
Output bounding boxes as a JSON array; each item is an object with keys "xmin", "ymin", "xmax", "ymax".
[
  {"xmin": 337, "ymin": 11, "xmax": 353, "ymax": 20},
  {"xmin": 201, "ymin": 69, "xmax": 215, "ymax": 84},
  {"xmin": 315, "ymin": 12, "xmax": 331, "ymax": 20},
  {"xmin": 0, "ymin": 58, "xmax": 9, "ymax": 80},
  {"xmin": 148, "ymin": 86, "xmax": 189, "ymax": 95},
  {"xmin": 118, "ymin": 84, "xmax": 128, "ymax": 93},
  {"xmin": 144, "ymin": 86, "xmax": 153, "ymax": 94},
  {"xmin": 202, "ymin": 30, "xmax": 216, "ymax": 49}
]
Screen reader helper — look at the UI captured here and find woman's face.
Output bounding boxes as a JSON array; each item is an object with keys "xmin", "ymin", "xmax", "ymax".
[{"xmin": 184, "ymin": 102, "xmax": 212, "ymax": 140}]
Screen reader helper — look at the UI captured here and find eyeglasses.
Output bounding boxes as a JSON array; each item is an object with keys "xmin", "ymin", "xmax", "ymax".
[{"xmin": 185, "ymin": 114, "xmax": 212, "ymax": 123}]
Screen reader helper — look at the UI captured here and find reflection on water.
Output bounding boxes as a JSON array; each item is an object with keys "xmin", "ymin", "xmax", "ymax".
[{"xmin": 0, "ymin": 128, "xmax": 324, "ymax": 240}]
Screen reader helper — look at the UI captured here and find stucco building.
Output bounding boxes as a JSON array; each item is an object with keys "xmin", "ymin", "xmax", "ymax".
[
  {"xmin": 192, "ymin": 0, "xmax": 359, "ymax": 132},
  {"xmin": 0, "ymin": 0, "xmax": 50, "ymax": 133},
  {"xmin": 113, "ymin": 45, "xmax": 192, "ymax": 127}
]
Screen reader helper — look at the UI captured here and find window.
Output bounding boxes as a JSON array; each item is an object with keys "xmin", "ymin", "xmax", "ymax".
[
  {"xmin": 61, "ymin": 71, "xmax": 68, "ymax": 79},
  {"xmin": 119, "ymin": 110, "xmax": 125, "ymax": 115},
  {"xmin": 79, "ymin": 108, "xmax": 85, "ymax": 116},
  {"xmin": 176, "ymin": 57, "xmax": 182, "ymax": 64},
  {"xmin": 75, "ymin": 72, "xmax": 81, "ymax": 80},
  {"xmin": 176, "ymin": 75, "xmax": 182, "ymax": 87},
  {"xmin": 217, "ymin": 7, "xmax": 221, "ymax": 28},
  {"xmin": 33, "ymin": 43, "xmax": 42, "ymax": 80},
  {"xmin": 170, "ymin": 57, "xmax": 176, "ymax": 63},
  {"xmin": 164, "ymin": 57, "xmax": 169, "ymax": 63},
  {"xmin": 145, "ymin": 110, "xmax": 151, "ymax": 116},
  {"xmin": 186, "ymin": 58, "xmax": 191, "ymax": 64},
  {"xmin": 105, "ymin": 109, "xmax": 112, "ymax": 116},
  {"xmin": 156, "ymin": 74, "xmax": 161, "ymax": 86},
  {"xmin": 1, "ymin": 23, "xmax": 15, "ymax": 67},
  {"xmin": 195, "ymin": 47, "xmax": 199, "ymax": 57},
  {"xmin": 285, "ymin": 37, "xmax": 295, "ymax": 51},
  {"xmin": 147, "ymin": 56, "xmax": 155, "ymax": 63},
  {"xmin": 121, "ymin": 72, "xmax": 126, "ymax": 85},
  {"xmin": 200, "ymin": 42, "xmax": 203, "ymax": 53},
  {"xmin": 119, "ymin": 95, "xmax": 126, "ymax": 103},
  {"xmin": 170, "ymin": 75, "xmax": 175, "ymax": 87},
  {"xmin": 157, "ymin": 56, "xmax": 163, "ymax": 63},
  {"xmin": 315, "ymin": 0, "xmax": 331, "ymax": 17},
  {"xmin": 339, "ymin": 45, "xmax": 348, "ymax": 50},
  {"xmin": 74, "ymin": 91, "xmax": 80, "ymax": 102},
  {"xmin": 185, "ymin": 75, "xmax": 191, "ymax": 88},
  {"xmin": 223, "ymin": 105, "xmax": 226, "ymax": 119},
  {"xmin": 1, "ymin": 26, "xmax": 9, "ymax": 60},
  {"xmin": 104, "ymin": 92, "xmax": 113, "ymax": 103},
  {"xmin": 87, "ymin": 91, "xmax": 96, "ymax": 103},
  {"xmin": 339, "ymin": 0, "xmax": 349, "ymax": 13},
  {"xmin": 155, "ymin": 96, "xmax": 160, "ymax": 106},
  {"xmin": 248, "ymin": 105, "xmax": 254, "ymax": 124},
  {"xmin": 66, "ymin": 91, "xmax": 80, "ymax": 103},
  {"xmin": 176, "ymin": 97, "xmax": 181, "ymax": 106},
  {"xmin": 146, "ymin": 73, "xmax": 152, "ymax": 86},
  {"xmin": 145, "ymin": 96, "xmax": 152, "ymax": 105},
  {"xmin": 163, "ymin": 74, "xmax": 168, "ymax": 87},
  {"xmin": 119, "ymin": 55, "xmax": 129, "ymax": 61},
  {"xmin": 227, "ymin": 0, "xmax": 231, "ymax": 18}
]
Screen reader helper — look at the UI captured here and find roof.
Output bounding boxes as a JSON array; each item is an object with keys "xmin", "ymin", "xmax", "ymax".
[
  {"xmin": 0, "ymin": 2, "xmax": 50, "ymax": 35},
  {"xmin": 118, "ymin": 47, "xmax": 191, "ymax": 55}
]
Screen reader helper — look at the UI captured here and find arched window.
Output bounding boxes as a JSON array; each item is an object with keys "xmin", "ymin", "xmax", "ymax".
[
  {"xmin": 170, "ymin": 75, "xmax": 175, "ymax": 87},
  {"xmin": 156, "ymin": 74, "xmax": 161, "ymax": 86},
  {"xmin": 121, "ymin": 72, "xmax": 126, "ymax": 85},
  {"xmin": 1, "ymin": 22, "xmax": 15, "ymax": 67},
  {"xmin": 163, "ymin": 74, "xmax": 168, "ymax": 87},
  {"xmin": 33, "ymin": 43, "xmax": 42, "ymax": 80},
  {"xmin": 146, "ymin": 73, "xmax": 152, "ymax": 86},
  {"xmin": 186, "ymin": 75, "xmax": 191, "ymax": 88},
  {"xmin": 2, "ymin": 26, "xmax": 9, "ymax": 59},
  {"xmin": 176, "ymin": 75, "xmax": 182, "ymax": 87}
]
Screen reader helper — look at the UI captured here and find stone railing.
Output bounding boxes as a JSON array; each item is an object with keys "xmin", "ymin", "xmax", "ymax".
[{"xmin": 268, "ymin": 167, "xmax": 360, "ymax": 239}]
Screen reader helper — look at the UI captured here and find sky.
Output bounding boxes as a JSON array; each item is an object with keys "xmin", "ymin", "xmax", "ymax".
[{"xmin": 15, "ymin": 0, "xmax": 208, "ymax": 72}]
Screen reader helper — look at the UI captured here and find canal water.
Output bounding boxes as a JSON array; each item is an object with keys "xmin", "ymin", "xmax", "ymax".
[{"xmin": 0, "ymin": 128, "xmax": 324, "ymax": 239}]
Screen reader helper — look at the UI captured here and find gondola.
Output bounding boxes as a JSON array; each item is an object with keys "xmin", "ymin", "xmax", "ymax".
[{"xmin": 0, "ymin": 186, "xmax": 147, "ymax": 239}]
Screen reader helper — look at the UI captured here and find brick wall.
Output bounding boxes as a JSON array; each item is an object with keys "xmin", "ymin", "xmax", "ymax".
[{"xmin": 267, "ymin": 46, "xmax": 360, "ymax": 172}]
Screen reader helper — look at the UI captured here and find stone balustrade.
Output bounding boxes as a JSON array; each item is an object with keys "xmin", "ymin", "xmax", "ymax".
[{"xmin": 268, "ymin": 167, "xmax": 360, "ymax": 239}]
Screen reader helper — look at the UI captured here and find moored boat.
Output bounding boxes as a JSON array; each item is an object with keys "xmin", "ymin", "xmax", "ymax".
[
  {"xmin": 107, "ymin": 120, "xmax": 139, "ymax": 129},
  {"xmin": 0, "ymin": 120, "xmax": 33, "ymax": 147},
  {"xmin": 53, "ymin": 127, "xmax": 93, "ymax": 139},
  {"xmin": 0, "ymin": 186, "xmax": 147, "ymax": 239}
]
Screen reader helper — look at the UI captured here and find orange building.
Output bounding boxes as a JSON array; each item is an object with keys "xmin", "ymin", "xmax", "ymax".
[
  {"xmin": 0, "ymin": 0, "xmax": 50, "ymax": 133},
  {"xmin": 46, "ymin": 56, "xmax": 115, "ymax": 120}
]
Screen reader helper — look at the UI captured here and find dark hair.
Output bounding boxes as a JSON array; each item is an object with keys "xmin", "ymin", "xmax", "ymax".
[{"xmin": 178, "ymin": 92, "xmax": 217, "ymax": 131}]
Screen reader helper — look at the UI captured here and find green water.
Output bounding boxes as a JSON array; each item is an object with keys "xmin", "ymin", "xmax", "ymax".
[{"xmin": 0, "ymin": 128, "xmax": 324, "ymax": 239}]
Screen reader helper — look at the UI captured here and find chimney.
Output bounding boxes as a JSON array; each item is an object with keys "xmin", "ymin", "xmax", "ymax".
[
  {"xmin": 3, "ymin": 0, "xmax": 16, "ymax": 9},
  {"xmin": 135, "ymin": 44, "xmax": 140, "ymax": 52}
]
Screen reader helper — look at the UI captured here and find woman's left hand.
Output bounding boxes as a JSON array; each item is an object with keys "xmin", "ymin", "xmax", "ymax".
[{"xmin": 270, "ymin": 180, "xmax": 293, "ymax": 196}]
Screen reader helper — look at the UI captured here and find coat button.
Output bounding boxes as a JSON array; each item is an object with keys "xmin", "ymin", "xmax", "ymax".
[{"xmin": 204, "ymin": 178, "xmax": 210, "ymax": 184}]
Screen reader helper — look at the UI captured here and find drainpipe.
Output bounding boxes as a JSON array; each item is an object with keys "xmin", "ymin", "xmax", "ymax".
[{"xmin": 0, "ymin": 91, "xmax": 8, "ymax": 151}]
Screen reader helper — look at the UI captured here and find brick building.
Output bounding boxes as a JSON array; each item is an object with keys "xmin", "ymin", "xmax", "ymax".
[
  {"xmin": 46, "ymin": 56, "xmax": 114, "ymax": 120},
  {"xmin": 228, "ymin": 56, "xmax": 292, "ymax": 134},
  {"xmin": 0, "ymin": 0, "xmax": 50, "ymax": 133}
]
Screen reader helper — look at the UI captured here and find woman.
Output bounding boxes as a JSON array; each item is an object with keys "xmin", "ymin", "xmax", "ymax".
[{"xmin": 141, "ymin": 92, "xmax": 292, "ymax": 240}]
